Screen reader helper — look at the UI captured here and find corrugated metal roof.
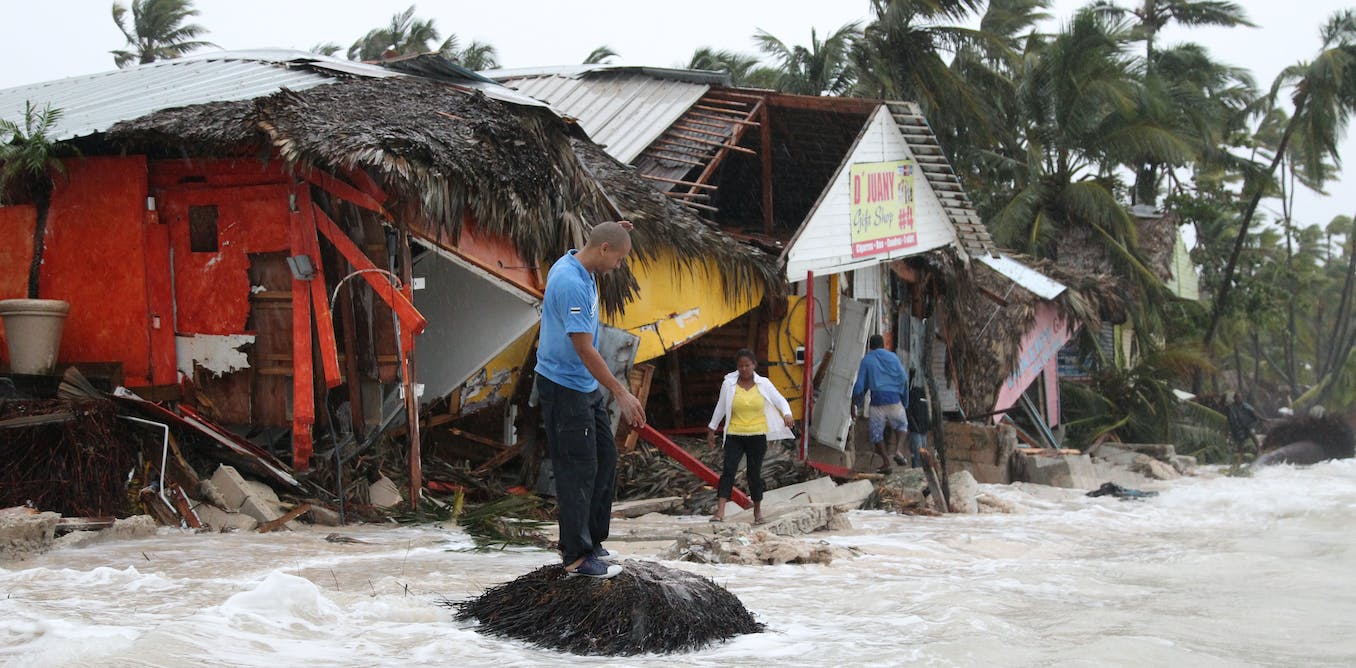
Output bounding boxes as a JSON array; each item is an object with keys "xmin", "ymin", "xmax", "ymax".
[
  {"xmin": 0, "ymin": 51, "xmax": 363, "ymax": 142},
  {"xmin": 498, "ymin": 72, "xmax": 710, "ymax": 164},
  {"xmin": 0, "ymin": 49, "xmax": 549, "ymax": 142}
]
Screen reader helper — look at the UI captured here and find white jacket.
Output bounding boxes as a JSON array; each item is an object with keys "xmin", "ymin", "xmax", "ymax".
[{"xmin": 707, "ymin": 371, "xmax": 795, "ymax": 443}]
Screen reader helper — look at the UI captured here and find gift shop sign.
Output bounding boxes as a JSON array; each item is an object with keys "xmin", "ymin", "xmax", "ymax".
[{"xmin": 849, "ymin": 160, "xmax": 917, "ymax": 258}]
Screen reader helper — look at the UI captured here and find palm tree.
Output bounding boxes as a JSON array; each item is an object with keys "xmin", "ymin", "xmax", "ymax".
[
  {"xmin": 988, "ymin": 9, "xmax": 1180, "ymax": 331},
  {"xmin": 1091, "ymin": 0, "xmax": 1254, "ymax": 73},
  {"xmin": 347, "ymin": 5, "xmax": 441, "ymax": 61},
  {"xmin": 0, "ymin": 103, "xmax": 73, "ymax": 299},
  {"xmin": 1204, "ymin": 10, "xmax": 1356, "ymax": 348},
  {"xmin": 1091, "ymin": 1, "xmax": 1255, "ymax": 207},
  {"xmin": 440, "ymin": 36, "xmax": 499, "ymax": 71},
  {"xmin": 310, "ymin": 42, "xmax": 343, "ymax": 57},
  {"xmin": 684, "ymin": 47, "xmax": 778, "ymax": 87},
  {"xmin": 851, "ymin": 0, "xmax": 1002, "ymax": 150},
  {"xmin": 583, "ymin": 46, "xmax": 619, "ymax": 65},
  {"xmin": 752, "ymin": 23, "xmax": 860, "ymax": 96},
  {"xmin": 110, "ymin": 0, "xmax": 215, "ymax": 68}
]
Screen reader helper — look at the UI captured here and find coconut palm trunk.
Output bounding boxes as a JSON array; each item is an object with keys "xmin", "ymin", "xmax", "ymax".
[{"xmin": 25, "ymin": 184, "xmax": 52, "ymax": 299}]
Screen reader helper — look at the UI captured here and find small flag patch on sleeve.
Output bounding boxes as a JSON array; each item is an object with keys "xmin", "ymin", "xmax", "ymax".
[{"xmin": 569, "ymin": 307, "xmax": 582, "ymax": 314}]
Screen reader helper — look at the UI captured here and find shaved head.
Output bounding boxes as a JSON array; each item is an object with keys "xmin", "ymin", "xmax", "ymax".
[{"xmin": 586, "ymin": 221, "xmax": 631, "ymax": 250}]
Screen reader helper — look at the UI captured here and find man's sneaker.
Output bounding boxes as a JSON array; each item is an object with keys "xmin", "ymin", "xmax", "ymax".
[
  {"xmin": 565, "ymin": 555, "xmax": 623, "ymax": 579},
  {"xmin": 595, "ymin": 546, "xmax": 620, "ymax": 562}
]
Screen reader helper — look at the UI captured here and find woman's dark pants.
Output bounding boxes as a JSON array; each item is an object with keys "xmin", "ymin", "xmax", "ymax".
[
  {"xmin": 538, "ymin": 376, "xmax": 616, "ymax": 565},
  {"xmin": 718, "ymin": 434, "xmax": 768, "ymax": 502}
]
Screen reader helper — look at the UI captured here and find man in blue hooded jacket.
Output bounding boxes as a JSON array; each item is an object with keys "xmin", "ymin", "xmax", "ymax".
[{"xmin": 852, "ymin": 334, "xmax": 909, "ymax": 473}]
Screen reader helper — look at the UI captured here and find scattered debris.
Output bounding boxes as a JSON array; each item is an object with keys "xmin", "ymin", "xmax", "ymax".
[
  {"xmin": 660, "ymin": 528, "xmax": 859, "ymax": 566},
  {"xmin": 451, "ymin": 559, "xmax": 764, "ymax": 655},
  {"xmin": 1255, "ymin": 413, "xmax": 1355, "ymax": 466},
  {"xmin": 1086, "ymin": 482, "xmax": 1158, "ymax": 500}
]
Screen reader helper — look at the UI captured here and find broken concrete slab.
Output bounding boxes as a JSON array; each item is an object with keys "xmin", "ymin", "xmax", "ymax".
[
  {"xmin": 307, "ymin": 505, "xmax": 342, "ymax": 526},
  {"xmin": 756, "ymin": 477, "xmax": 874, "ymax": 510},
  {"xmin": 659, "ymin": 527, "xmax": 860, "ymax": 565},
  {"xmin": 211, "ymin": 465, "xmax": 289, "ymax": 523},
  {"xmin": 369, "ymin": 475, "xmax": 403, "ymax": 509},
  {"xmin": 1136, "ymin": 456, "xmax": 1181, "ymax": 480},
  {"xmin": 948, "ymin": 470, "xmax": 980, "ymax": 514},
  {"xmin": 193, "ymin": 503, "xmax": 259, "ymax": 532},
  {"xmin": 1, "ymin": 509, "xmax": 60, "ymax": 561},
  {"xmin": 1011, "ymin": 450, "xmax": 1100, "ymax": 489},
  {"xmin": 611, "ymin": 496, "xmax": 682, "ymax": 518},
  {"xmin": 1170, "ymin": 454, "xmax": 1197, "ymax": 475},
  {"xmin": 52, "ymin": 515, "xmax": 159, "ymax": 549}
]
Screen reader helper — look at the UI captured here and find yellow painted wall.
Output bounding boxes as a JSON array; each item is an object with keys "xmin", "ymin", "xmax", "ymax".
[
  {"xmin": 605, "ymin": 252, "xmax": 763, "ymax": 363},
  {"xmin": 765, "ymin": 295, "xmax": 809, "ymax": 420},
  {"xmin": 458, "ymin": 323, "xmax": 539, "ymax": 414}
]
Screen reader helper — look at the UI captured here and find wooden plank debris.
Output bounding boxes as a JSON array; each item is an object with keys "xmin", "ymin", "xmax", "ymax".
[{"xmin": 258, "ymin": 502, "xmax": 313, "ymax": 533}]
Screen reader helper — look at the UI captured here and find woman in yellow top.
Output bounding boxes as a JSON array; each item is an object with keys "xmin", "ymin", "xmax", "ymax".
[{"xmin": 706, "ymin": 349, "xmax": 795, "ymax": 523}]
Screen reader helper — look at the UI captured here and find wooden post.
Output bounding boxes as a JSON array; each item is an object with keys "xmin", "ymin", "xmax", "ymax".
[
  {"xmin": 760, "ymin": 103, "xmax": 774, "ymax": 235},
  {"xmin": 801, "ymin": 272, "xmax": 815, "ymax": 460},
  {"xmin": 398, "ymin": 229, "xmax": 422, "ymax": 510},
  {"xmin": 289, "ymin": 186, "xmax": 315, "ymax": 472},
  {"xmin": 666, "ymin": 349, "xmax": 685, "ymax": 426}
]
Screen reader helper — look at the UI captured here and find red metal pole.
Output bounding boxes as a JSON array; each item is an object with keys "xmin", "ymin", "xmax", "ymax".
[
  {"xmin": 801, "ymin": 271, "xmax": 815, "ymax": 460},
  {"xmin": 635, "ymin": 424, "xmax": 752, "ymax": 509}
]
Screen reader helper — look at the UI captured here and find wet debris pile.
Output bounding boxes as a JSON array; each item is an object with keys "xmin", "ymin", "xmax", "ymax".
[
  {"xmin": 1260, "ymin": 413, "xmax": 1355, "ymax": 462},
  {"xmin": 660, "ymin": 526, "xmax": 860, "ymax": 566},
  {"xmin": 451, "ymin": 559, "xmax": 764, "ymax": 655},
  {"xmin": 615, "ymin": 437, "xmax": 816, "ymax": 513},
  {"xmin": 1, "ymin": 398, "xmax": 141, "ymax": 517}
]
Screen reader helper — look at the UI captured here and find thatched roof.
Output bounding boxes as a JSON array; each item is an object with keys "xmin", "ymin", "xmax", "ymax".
[
  {"xmin": 106, "ymin": 75, "xmax": 778, "ymax": 316},
  {"xmin": 944, "ymin": 254, "xmax": 1123, "ymax": 416},
  {"xmin": 110, "ymin": 76, "xmax": 605, "ymax": 264},
  {"xmin": 1053, "ymin": 213, "xmax": 1178, "ymax": 285}
]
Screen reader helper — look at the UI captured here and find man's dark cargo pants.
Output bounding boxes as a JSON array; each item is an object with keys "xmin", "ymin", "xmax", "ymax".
[{"xmin": 538, "ymin": 375, "xmax": 616, "ymax": 565}]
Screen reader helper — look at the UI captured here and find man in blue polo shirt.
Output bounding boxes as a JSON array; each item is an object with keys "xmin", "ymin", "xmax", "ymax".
[
  {"xmin": 852, "ymin": 334, "xmax": 910, "ymax": 474},
  {"xmin": 536, "ymin": 220, "xmax": 645, "ymax": 579}
]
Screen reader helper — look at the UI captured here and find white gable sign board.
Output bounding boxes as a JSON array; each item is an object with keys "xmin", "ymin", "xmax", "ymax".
[{"xmin": 785, "ymin": 105, "xmax": 959, "ymax": 283}]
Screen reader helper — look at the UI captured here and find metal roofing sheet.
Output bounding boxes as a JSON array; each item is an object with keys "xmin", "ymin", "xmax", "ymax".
[
  {"xmin": 0, "ymin": 49, "xmax": 550, "ymax": 142},
  {"xmin": 500, "ymin": 72, "xmax": 709, "ymax": 163},
  {"xmin": 0, "ymin": 54, "xmax": 345, "ymax": 141},
  {"xmin": 978, "ymin": 253, "xmax": 1067, "ymax": 300}
]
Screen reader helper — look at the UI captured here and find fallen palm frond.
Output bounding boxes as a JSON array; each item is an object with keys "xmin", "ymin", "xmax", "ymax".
[
  {"xmin": 454, "ymin": 494, "xmax": 551, "ymax": 550},
  {"xmin": 450, "ymin": 559, "xmax": 763, "ymax": 655}
]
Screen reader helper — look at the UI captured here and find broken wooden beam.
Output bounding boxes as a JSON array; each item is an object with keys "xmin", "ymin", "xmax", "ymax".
[{"xmin": 258, "ymin": 502, "xmax": 313, "ymax": 533}]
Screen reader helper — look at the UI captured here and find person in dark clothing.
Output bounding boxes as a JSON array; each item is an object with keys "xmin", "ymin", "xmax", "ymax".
[
  {"xmin": 905, "ymin": 384, "xmax": 930, "ymax": 468},
  {"xmin": 1226, "ymin": 392, "xmax": 1263, "ymax": 458}
]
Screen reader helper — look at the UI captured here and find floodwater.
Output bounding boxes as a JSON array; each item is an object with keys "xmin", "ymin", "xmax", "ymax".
[{"xmin": 3, "ymin": 460, "xmax": 1354, "ymax": 667}]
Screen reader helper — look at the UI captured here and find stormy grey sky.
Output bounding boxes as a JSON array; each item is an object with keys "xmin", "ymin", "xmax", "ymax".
[{"xmin": 1, "ymin": 0, "xmax": 1350, "ymax": 229}]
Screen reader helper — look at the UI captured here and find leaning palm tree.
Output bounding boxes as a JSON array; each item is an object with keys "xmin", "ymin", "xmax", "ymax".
[
  {"xmin": 1091, "ymin": 0, "xmax": 1254, "ymax": 74},
  {"xmin": 1204, "ymin": 10, "xmax": 1356, "ymax": 348},
  {"xmin": 440, "ymin": 35, "xmax": 499, "ymax": 71},
  {"xmin": 110, "ymin": 0, "xmax": 216, "ymax": 68},
  {"xmin": 752, "ymin": 23, "xmax": 860, "ymax": 96},
  {"xmin": 989, "ymin": 9, "xmax": 1183, "ymax": 331},
  {"xmin": 684, "ymin": 47, "xmax": 778, "ymax": 87},
  {"xmin": 347, "ymin": 5, "xmax": 441, "ymax": 61},
  {"xmin": 0, "ymin": 103, "xmax": 73, "ymax": 299},
  {"xmin": 583, "ymin": 45, "xmax": 619, "ymax": 65},
  {"xmin": 851, "ymin": 0, "xmax": 1002, "ymax": 150}
]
